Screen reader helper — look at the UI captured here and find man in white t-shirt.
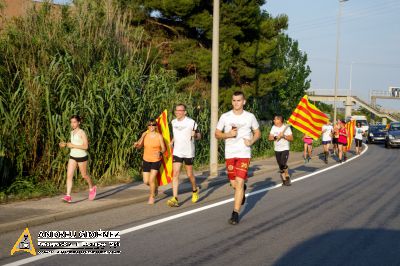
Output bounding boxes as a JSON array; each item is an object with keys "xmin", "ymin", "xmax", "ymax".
[
  {"xmin": 167, "ymin": 104, "xmax": 201, "ymax": 207},
  {"xmin": 215, "ymin": 91, "xmax": 261, "ymax": 225},
  {"xmin": 354, "ymin": 121, "xmax": 364, "ymax": 155},
  {"xmin": 321, "ymin": 121, "xmax": 333, "ymax": 163},
  {"xmin": 268, "ymin": 115, "xmax": 294, "ymax": 186}
]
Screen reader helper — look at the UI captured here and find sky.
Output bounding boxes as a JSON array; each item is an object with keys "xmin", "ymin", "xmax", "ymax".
[{"xmin": 264, "ymin": 0, "xmax": 400, "ymax": 111}]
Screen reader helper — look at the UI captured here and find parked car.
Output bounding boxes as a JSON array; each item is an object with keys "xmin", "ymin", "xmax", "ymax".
[
  {"xmin": 385, "ymin": 122, "xmax": 400, "ymax": 148},
  {"xmin": 367, "ymin": 125, "xmax": 387, "ymax": 144}
]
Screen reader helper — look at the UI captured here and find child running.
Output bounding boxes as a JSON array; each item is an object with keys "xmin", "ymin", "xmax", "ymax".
[
  {"xmin": 134, "ymin": 119, "xmax": 166, "ymax": 204},
  {"xmin": 59, "ymin": 115, "xmax": 96, "ymax": 203}
]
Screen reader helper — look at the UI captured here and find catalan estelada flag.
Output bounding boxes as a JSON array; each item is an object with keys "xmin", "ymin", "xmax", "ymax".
[
  {"xmin": 345, "ymin": 119, "xmax": 356, "ymax": 152},
  {"xmin": 156, "ymin": 110, "xmax": 173, "ymax": 186},
  {"xmin": 288, "ymin": 95, "xmax": 329, "ymax": 140}
]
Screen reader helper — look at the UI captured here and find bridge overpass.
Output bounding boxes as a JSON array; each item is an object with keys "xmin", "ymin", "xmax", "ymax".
[{"xmin": 307, "ymin": 90, "xmax": 399, "ymax": 123}]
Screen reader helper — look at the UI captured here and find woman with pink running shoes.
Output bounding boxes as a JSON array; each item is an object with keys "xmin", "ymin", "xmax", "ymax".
[{"xmin": 59, "ymin": 115, "xmax": 96, "ymax": 203}]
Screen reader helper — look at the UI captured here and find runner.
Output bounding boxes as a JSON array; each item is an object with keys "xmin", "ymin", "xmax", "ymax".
[
  {"xmin": 338, "ymin": 120, "xmax": 348, "ymax": 163},
  {"xmin": 134, "ymin": 119, "xmax": 166, "ymax": 204},
  {"xmin": 321, "ymin": 121, "xmax": 333, "ymax": 164},
  {"xmin": 215, "ymin": 91, "xmax": 260, "ymax": 225},
  {"xmin": 268, "ymin": 115, "xmax": 294, "ymax": 186},
  {"xmin": 167, "ymin": 104, "xmax": 201, "ymax": 207},
  {"xmin": 332, "ymin": 120, "xmax": 340, "ymax": 156},
  {"xmin": 354, "ymin": 121, "xmax": 364, "ymax": 155},
  {"xmin": 303, "ymin": 133, "xmax": 313, "ymax": 163},
  {"xmin": 59, "ymin": 115, "xmax": 96, "ymax": 203}
]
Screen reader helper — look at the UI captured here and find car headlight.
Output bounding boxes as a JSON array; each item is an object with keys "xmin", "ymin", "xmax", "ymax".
[
  {"xmin": 369, "ymin": 133, "xmax": 374, "ymax": 137},
  {"xmin": 389, "ymin": 135, "xmax": 394, "ymax": 140}
]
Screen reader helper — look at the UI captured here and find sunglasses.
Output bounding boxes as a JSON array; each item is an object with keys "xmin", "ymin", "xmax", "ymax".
[{"xmin": 148, "ymin": 123, "xmax": 157, "ymax": 126}]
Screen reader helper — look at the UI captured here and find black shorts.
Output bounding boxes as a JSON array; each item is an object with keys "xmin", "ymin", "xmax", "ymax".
[
  {"xmin": 70, "ymin": 155, "xmax": 88, "ymax": 162},
  {"xmin": 173, "ymin": 156, "xmax": 194, "ymax": 165},
  {"xmin": 332, "ymin": 138, "xmax": 339, "ymax": 144},
  {"xmin": 142, "ymin": 160, "xmax": 162, "ymax": 172},
  {"xmin": 338, "ymin": 142, "xmax": 347, "ymax": 146},
  {"xmin": 355, "ymin": 139, "xmax": 363, "ymax": 147},
  {"xmin": 275, "ymin": 150, "xmax": 289, "ymax": 172}
]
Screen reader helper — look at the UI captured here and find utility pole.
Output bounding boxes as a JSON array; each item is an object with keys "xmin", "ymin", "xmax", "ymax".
[
  {"xmin": 210, "ymin": 0, "xmax": 220, "ymax": 177},
  {"xmin": 333, "ymin": 0, "xmax": 348, "ymax": 122}
]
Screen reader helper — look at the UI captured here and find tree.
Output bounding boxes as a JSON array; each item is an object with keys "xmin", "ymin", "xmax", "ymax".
[
  {"xmin": 117, "ymin": 0, "xmax": 290, "ymax": 109},
  {"xmin": 259, "ymin": 34, "xmax": 311, "ymax": 119}
]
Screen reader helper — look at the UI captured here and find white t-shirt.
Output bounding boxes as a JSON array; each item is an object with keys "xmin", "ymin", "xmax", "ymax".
[
  {"xmin": 354, "ymin": 127, "xmax": 363, "ymax": 140},
  {"xmin": 270, "ymin": 125, "xmax": 292, "ymax": 152},
  {"xmin": 216, "ymin": 110, "xmax": 260, "ymax": 159},
  {"xmin": 322, "ymin": 124, "xmax": 333, "ymax": 142},
  {"xmin": 171, "ymin": 117, "xmax": 198, "ymax": 158}
]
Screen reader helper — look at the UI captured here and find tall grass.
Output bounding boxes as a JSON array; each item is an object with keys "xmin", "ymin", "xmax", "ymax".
[{"xmin": 0, "ymin": 0, "xmax": 189, "ymax": 190}]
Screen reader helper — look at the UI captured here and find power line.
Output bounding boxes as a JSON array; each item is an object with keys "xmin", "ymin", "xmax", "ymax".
[{"xmin": 290, "ymin": 1, "xmax": 400, "ymax": 33}]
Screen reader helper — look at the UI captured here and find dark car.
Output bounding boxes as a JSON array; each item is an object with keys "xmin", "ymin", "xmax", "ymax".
[
  {"xmin": 385, "ymin": 122, "xmax": 400, "ymax": 148},
  {"xmin": 367, "ymin": 125, "xmax": 387, "ymax": 144}
]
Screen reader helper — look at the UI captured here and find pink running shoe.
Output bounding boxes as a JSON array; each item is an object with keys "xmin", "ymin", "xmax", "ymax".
[
  {"xmin": 89, "ymin": 186, "xmax": 97, "ymax": 201},
  {"xmin": 62, "ymin": 195, "xmax": 72, "ymax": 203}
]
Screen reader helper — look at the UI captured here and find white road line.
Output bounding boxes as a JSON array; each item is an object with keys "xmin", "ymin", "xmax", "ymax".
[{"xmin": 4, "ymin": 144, "xmax": 368, "ymax": 266}]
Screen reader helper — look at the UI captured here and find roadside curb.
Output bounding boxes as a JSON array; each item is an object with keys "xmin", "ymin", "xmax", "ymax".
[{"xmin": 0, "ymin": 151, "xmax": 334, "ymax": 234}]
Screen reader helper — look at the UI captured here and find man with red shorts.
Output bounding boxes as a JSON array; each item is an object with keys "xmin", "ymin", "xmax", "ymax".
[{"xmin": 215, "ymin": 91, "xmax": 261, "ymax": 225}]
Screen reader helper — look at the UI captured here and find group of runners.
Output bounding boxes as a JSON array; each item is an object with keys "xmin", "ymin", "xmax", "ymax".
[
  {"xmin": 59, "ymin": 91, "xmax": 365, "ymax": 225},
  {"xmin": 306, "ymin": 119, "xmax": 365, "ymax": 165}
]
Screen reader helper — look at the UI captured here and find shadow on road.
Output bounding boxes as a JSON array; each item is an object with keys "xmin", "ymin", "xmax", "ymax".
[
  {"xmin": 241, "ymin": 177, "xmax": 276, "ymax": 220},
  {"xmin": 94, "ymin": 182, "xmax": 141, "ymax": 200},
  {"xmin": 274, "ymin": 229, "xmax": 400, "ymax": 266}
]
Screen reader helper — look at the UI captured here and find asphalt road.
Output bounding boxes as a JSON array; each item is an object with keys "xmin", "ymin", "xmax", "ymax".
[{"xmin": 1, "ymin": 143, "xmax": 400, "ymax": 266}]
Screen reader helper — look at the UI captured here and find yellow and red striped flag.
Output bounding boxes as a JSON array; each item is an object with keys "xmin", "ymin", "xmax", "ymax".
[
  {"xmin": 288, "ymin": 95, "xmax": 329, "ymax": 140},
  {"xmin": 345, "ymin": 119, "xmax": 356, "ymax": 152},
  {"xmin": 156, "ymin": 110, "xmax": 173, "ymax": 186}
]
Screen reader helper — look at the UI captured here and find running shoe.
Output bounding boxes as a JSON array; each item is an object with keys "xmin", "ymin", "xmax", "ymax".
[
  {"xmin": 89, "ymin": 186, "xmax": 97, "ymax": 201},
  {"xmin": 62, "ymin": 195, "xmax": 72, "ymax": 203},
  {"xmin": 228, "ymin": 211, "xmax": 239, "ymax": 225},
  {"xmin": 241, "ymin": 184, "xmax": 247, "ymax": 205},
  {"xmin": 304, "ymin": 157, "xmax": 307, "ymax": 164},
  {"xmin": 154, "ymin": 187, "xmax": 159, "ymax": 197},
  {"xmin": 307, "ymin": 156, "xmax": 311, "ymax": 163},
  {"xmin": 285, "ymin": 176, "xmax": 292, "ymax": 186},
  {"xmin": 191, "ymin": 188, "xmax": 199, "ymax": 203},
  {"xmin": 148, "ymin": 197, "xmax": 155, "ymax": 205},
  {"xmin": 167, "ymin": 197, "xmax": 179, "ymax": 207}
]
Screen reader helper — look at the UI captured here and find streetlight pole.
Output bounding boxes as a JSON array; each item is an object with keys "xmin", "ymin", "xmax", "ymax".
[
  {"xmin": 348, "ymin": 61, "xmax": 353, "ymax": 96},
  {"xmin": 210, "ymin": 0, "xmax": 220, "ymax": 177},
  {"xmin": 333, "ymin": 0, "xmax": 348, "ymax": 122}
]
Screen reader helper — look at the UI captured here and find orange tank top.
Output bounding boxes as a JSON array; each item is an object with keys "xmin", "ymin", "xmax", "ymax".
[{"xmin": 143, "ymin": 133, "xmax": 162, "ymax": 162}]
